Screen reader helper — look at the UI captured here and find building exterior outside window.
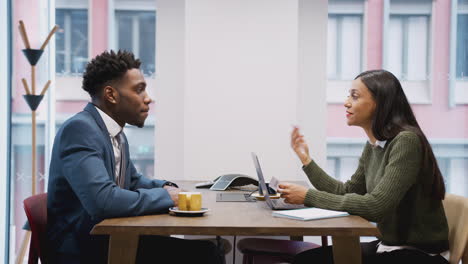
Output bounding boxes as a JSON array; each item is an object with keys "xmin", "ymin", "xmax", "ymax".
[
  {"xmin": 5, "ymin": 0, "xmax": 468, "ymax": 262},
  {"xmin": 387, "ymin": 14, "xmax": 429, "ymax": 81},
  {"xmin": 328, "ymin": 14, "xmax": 363, "ymax": 80},
  {"xmin": 8, "ymin": 0, "xmax": 157, "ymax": 261},
  {"xmin": 115, "ymin": 10, "xmax": 156, "ymax": 76},
  {"xmin": 55, "ymin": 8, "xmax": 88, "ymax": 75},
  {"xmin": 326, "ymin": 0, "xmax": 364, "ymax": 102},
  {"xmin": 326, "ymin": 0, "xmax": 468, "ymax": 197}
]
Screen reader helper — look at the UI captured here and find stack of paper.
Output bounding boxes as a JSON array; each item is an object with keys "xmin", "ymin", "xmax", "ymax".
[{"xmin": 272, "ymin": 208, "xmax": 349, "ymax": 221}]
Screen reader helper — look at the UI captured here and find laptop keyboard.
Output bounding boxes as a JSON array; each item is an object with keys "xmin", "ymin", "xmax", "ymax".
[{"xmin": 216, "ymin": 193, "xmax": 256, "ymax": 202}]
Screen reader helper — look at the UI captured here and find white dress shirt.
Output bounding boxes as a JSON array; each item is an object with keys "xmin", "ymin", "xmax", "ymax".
[
  {"xmin": 95, "ymin": 106, "xmax": 123, "ymax": 183},
  {"xmin": 369, "ymin": 139, "xmax": 387, "ymax": 148}
]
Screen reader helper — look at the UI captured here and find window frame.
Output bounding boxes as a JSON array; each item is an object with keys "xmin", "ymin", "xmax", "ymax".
[
  {"xmin": 55, "ymin": 8, "xmax": 89, "ymax": 76},
  {"xmin": 114, "ymin": 9, "xmax": 156, "ymax": 76},
  {"xmin": 115, "ymin": 10, "xmax": 143, "ymax": 59},
  {"xmin": 383, "ymin": 0, "xmax": 433, "ymax": 104},
  {"xmin": 327, "ymin": 0, "xmax": 366, "ymax": 103},
  {"xmin": 327, "ymin": 14, "xmax": 364, "ymax": 81},
  {"xmin": 452, "ymin": 0, "xmax": 468, "ymax": 105},
  {"xmin": 455, "ymin": 12, "xmax": 468, "ymax": 81},
  {"xmin": 387, "ymin": 14, "xmax": 430, "ymax": 81},
  {"xmin": 54, "ymin": 0, "xmax": 89, "ymax": 102},
  {"xmin": 114, "ymin": 0, "xmax": 156, "ymax": 11},
  {"xmin": 1, "ymin": 0, "xmax": 12, "ymax": 261},
  {"xmin": 113, "ymin": 1, "xmax": 157, "ymax": 175}
]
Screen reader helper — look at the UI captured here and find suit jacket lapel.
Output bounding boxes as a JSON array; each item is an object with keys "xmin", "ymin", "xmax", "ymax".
[{"xmin": 83, "ymin": 103, "xmax": 116, "ymax": 181}]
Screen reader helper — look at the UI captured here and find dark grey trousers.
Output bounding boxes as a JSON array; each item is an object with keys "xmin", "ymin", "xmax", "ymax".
[{"xmin": 293, "ymin": 240, "xmax": 448, "ymax": 264}]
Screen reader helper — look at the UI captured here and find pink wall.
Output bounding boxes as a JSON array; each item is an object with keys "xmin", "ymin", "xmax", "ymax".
[
  {"xmin": 91, "ymin": 0, "xmax": 108, "ymax": 57},
  {"xmin": 56, "ymin": 101, "xmax": 89, "ymax": 114},
  {"xmin": 411, "ymin": 0, "xmax": 468, "ymax": 138},
  {"xmin": 327, "ymin": 0, "xmax": 468, "ymax": 139},
  {"xmin": 366, "ymin": 0, "xmax": 383, "ymax": 70}
]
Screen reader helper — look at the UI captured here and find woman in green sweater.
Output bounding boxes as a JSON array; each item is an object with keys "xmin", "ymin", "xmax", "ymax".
[{"xmin": 279, "ymin": 70, "xmax": 449, "ymax": 264}]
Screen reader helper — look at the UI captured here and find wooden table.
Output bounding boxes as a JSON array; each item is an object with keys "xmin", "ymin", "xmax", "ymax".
[{"xmin": 91, "ymin": 181, "xmax": 379, "ymax": 264}]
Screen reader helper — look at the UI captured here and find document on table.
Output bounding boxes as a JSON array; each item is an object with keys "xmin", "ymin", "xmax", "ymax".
[{"xmin": 272, "ymin": 208, "xmax": 349, "ymax": 221}]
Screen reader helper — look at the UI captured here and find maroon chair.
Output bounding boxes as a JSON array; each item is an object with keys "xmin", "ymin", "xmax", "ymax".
[
  {"xmin": 237, "ymin": 236, "xmax": 328, "ymax": 264},
  {"xmin": 23, "ymin": 193, "xmax": 48, "ymax": 264}
]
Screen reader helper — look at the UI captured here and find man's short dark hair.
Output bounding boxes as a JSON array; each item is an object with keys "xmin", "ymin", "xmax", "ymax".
[{"xmin": 82, "ymin": 50, "xmax": 141, "ymax": 98}]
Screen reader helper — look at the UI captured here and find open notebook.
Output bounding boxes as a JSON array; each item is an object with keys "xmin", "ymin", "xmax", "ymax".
[{"xmin": 272, "ymin": 207, "xmax": 349, "ymax": 221}]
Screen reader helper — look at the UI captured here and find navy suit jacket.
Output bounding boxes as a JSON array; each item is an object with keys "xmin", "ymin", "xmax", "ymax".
[{"xmin": 47, "ymin": 103, "xmax": 174, "ymax": 262}]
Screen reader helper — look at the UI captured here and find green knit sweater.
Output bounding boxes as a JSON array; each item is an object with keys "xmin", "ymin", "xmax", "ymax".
[{"xmin": 303, "ymin": 131, "xmax": 449, "ymax": 253}]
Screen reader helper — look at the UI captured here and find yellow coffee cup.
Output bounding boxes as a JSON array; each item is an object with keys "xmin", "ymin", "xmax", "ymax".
[
  {"xmin": 178, "ymin": 192, "xmax": 189, "ymax": 211},
  {"xmin": 178, "ymin": 192, "xmax": 202, "ymax": 211},
  {"xmin": 190, "ymin": 192, "xmax": 202, "ymax": 211}
]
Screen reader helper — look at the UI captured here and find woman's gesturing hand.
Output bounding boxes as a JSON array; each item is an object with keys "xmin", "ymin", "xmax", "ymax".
[
  {"xmin": 291, "ymin": 126, "xmax": 312, "ymax": 166},
  {"xmin": 278, "ymin": 183, "xmax": 308, "ymax": 204}
]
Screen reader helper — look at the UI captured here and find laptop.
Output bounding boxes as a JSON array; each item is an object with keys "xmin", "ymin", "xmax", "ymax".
[
  {"xmin": 251, "ymin": 152, "xmax": 305, "ymax": 210},
  {"xmin": 216, "ymin": 192, "xmax": 256, "ymax": 202}
]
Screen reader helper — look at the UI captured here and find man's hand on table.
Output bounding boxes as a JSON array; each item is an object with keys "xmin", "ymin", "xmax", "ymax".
[{"xmin": 164, "ymin": 186, "xmax": 181, "ymax": 206}]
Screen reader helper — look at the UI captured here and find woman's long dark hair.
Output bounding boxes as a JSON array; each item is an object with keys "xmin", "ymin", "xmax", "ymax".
[{"xmin": 355, "ymin": 70, "xmax": 445, "ymax": 200}]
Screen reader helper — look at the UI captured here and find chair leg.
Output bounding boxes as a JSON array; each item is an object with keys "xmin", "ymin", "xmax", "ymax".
[
  {"xmin": 321, "ymin": 235, "xmax": 329, "ymax": 247},
  {"xmin": 216, "ymin": 236, "xmax": 226, "ymax": 264},
  {"xmin": 243, "ymin": 254, "xmax": 254, "ymax": 264}
]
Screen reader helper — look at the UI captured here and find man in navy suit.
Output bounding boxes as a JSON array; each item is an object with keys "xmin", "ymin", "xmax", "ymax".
[{"xmin": 47, "ymin": 50, "xmax": 222, "ymax": 264}]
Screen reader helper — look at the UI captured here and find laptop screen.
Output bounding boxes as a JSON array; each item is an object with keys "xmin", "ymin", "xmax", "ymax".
[{"xmin": 251, "ymin": 152, "xmax": 275, "ymax": 208}]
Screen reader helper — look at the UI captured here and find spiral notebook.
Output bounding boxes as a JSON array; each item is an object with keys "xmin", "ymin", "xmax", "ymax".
[{"xmin": 272, "ymin": 207, "xmax": 349, "ymax": 221}]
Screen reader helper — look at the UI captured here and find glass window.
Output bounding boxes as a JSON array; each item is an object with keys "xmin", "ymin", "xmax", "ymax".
[
  {"xmin": 11, "ymin": 18, "xmax": 50, "ymax": 264},
  {"xmin": 114, "ymin": 6, "xmax": 156, "ymax": 178},
  {"xmin": 387, "ymin": 15, "xmax": 429, "ymax": 81},
  {"xmin": 115, "ymin": 10, "xmax": 156, "ymax": 76},
  {"xmin": 55, "ymin": 9, "xmax": 88, "ymax": 75},
  {"xmin": 456, "ymin": 14, "xmax": 468, "ymax": 79},
  {"xmin": 327, "ymin": 14, "xmax": 363, "ymax": 80},
  {"xmin": 113, "ymin": 4, "xmax": 157, "ymax": 177}
]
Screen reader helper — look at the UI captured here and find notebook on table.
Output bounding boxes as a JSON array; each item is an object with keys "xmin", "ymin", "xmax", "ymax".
[{"xmin": 272, "ymin": 207, "xmax": 349, "ymax": 221}]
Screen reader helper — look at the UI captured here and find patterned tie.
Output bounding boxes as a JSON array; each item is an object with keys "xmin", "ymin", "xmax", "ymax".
[{"xmin": 117, "ymin": 132, "xmax": 127, "ymax": 188}]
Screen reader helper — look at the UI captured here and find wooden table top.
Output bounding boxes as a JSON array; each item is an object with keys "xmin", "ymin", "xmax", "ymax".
[{"xmin": 91, "ymin": 181, "xmax": 379, "ymax": 237}]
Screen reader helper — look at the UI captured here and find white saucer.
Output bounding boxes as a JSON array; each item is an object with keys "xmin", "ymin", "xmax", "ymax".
[{"xmin": 169, "ymin": 207, "xmax": 210, "ymax": 217}]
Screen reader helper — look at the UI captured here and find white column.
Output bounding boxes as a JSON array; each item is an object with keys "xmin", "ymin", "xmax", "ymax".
[
  {"xmin": 184, "ymin": 0, "xmax": 300, "ymax": 181},
  {"xmin": 297, "ymin": 0, "xmax": 328, "ymax": 174},
  {"xmin": 45, "ymin": 0, "xmax": 57, "ymax": 192},
  {"xmin": 155, "ymin": 0, "xmax": 327, "ymax": 182},
  {"xmin": 154, "ymin": 0, "xmax": 186, "ymax": 180}
]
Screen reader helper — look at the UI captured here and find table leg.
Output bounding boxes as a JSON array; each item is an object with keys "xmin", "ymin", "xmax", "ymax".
[
  {"xmin": 331, "ymin": 235, "xmax": 361, "ymax": 264},
  {"xmin": 107, "ymin": 233, "xmax": 139, "ymax": 264}
]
